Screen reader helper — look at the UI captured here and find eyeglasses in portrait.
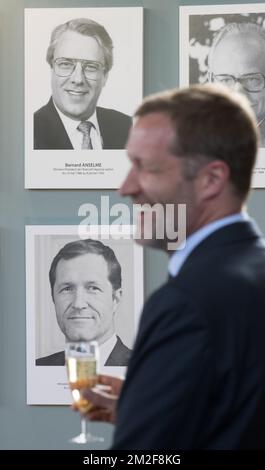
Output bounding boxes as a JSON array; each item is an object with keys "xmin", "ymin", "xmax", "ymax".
[
  {"xmin": 24, "ymin": 7, "xmax": 143, "ymax": 189},
  {"xmin": 179, "ymin": 3, "xmax": 265, "ymax": 188}
]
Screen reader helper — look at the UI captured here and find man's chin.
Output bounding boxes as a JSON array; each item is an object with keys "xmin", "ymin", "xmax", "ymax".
[
  {"xmin": 65, "ymin": 331, "xmax": 98, "ymax": 343},
  {"xmin": 64, "ymin": 108, "xmax": 93, "ymax": 121},
  {"xmin": 58, "ymin": 99, "xmax": 95, "ymax": 121},
  {"xmin": 66, "ymin": 337, "xmax": 96, "ymax": 343}
]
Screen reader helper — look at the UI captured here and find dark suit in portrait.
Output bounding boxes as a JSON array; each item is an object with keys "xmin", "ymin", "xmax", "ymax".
[
  {"xmin": 36, "ymin": 336, "xmax": 131, "ymax": 367},
  {"xmin": 34, "ymin": 98, "xmax": 132, "ymax": 150},
  {"xmin": 112, "ymin": 221, "xmax": 265, "ymax": 449}
]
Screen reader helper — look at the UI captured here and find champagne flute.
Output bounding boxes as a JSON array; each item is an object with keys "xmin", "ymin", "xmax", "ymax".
[{"xmin": 65, "ymin": 340, "xmax": 104, "ymax": 444}]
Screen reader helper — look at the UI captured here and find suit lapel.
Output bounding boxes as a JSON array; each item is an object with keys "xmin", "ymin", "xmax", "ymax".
[{"xmin": 47, "ymin": 99, "xmax": 73, "ymax": 149}]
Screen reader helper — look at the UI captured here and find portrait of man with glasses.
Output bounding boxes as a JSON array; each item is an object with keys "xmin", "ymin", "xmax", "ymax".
[
  {"xmin": 182, "ymin": 8, "xmax": 265, "ymax": 149},
  {"xmin": 207, "ymin": 22, "xmax": 265, "ymax": 147},
  {"xmin": 34, "ymin": 17, "xmax": 132, "ymax": 150}
]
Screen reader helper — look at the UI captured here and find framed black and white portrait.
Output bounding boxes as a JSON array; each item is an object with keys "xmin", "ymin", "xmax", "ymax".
[
  {"xmin": 26, "ymin": 225, "xmax": 143, "ymax": 404},
  {"xmin": 25, "ymin": 7, "xmax": 143, "ymax": 189},
  {"xmin": 179, "ymin": 3, "xmax": 265, "ymax": 187}
]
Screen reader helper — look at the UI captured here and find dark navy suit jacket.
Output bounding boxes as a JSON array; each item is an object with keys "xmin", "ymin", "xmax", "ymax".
[
  {"xmin": 34, "ymin": 98, "xmax": 132, "ymax": 149},
  {"xmin": 36, "ymin": 336, "xmax": 131, "ymax": 367},
  {"xmin": 112, "ymin": 221, "xmax": 265, "ymax": 449}
]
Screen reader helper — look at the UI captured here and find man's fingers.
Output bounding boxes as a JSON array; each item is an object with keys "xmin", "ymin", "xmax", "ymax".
[
  {"xmin": 97, "ymin": 374, "xmax": 116, "ymax": 385},
  {"xmin": 73, "ymin": 378, "xmax": 120, "ymax": 425},
  {"xmin": 95, "ymin": 384, "xmax": 112, "ymax": 393},
  {"xmin": 93, "ymin": 387, "xmax": 118, "ymax": 400},
  {"xmin": 97, "ymin": 374, "xmax": 124, "ymax": 394},
  {"xmin": 81, "ymin": 387, "xmax": 117, "ymax": 407}
]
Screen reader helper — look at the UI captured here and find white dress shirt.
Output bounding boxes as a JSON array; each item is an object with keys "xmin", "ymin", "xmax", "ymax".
[{"xmin": 54, "ymin": 102, "xmax": 103, "ymax": 150}]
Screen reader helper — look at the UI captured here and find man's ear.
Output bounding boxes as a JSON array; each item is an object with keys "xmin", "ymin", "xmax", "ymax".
[
  {"xmin": 112, "ymin": 288, "xmax": 122, "ymax": 312},
  {"xmin": 197, "ymin": 160, "xmax": 230, "ymax": 201}
]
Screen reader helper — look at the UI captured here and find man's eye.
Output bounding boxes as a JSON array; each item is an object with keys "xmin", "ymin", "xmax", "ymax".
[
  {"xmin": 60, "ymin": 286, "xmax": 73, "ymax": 292},
  {"xmin": 218, "ymin": 76, "xmax": 233, "ymax": 85},
  {"xmin": 87, "ymin": 285, "xmax": 101, "ymax": 292},
  {"xmin": 246, "ymin": 77, "xmax": 262, "ymax": 86},
  {"xmin": 58, "ymin": 61, "xmax": 73, "ymax": 68},
  {"xmin": 84, "ymin": 64, "xmax": 98, "ymax": 73}
]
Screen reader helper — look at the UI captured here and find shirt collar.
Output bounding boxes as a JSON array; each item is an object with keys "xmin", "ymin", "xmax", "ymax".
[
  {"xmin": 53, "ymin": 100, "xmax": 101, "ymax": 138},
  {"xmin": 168, "ymin": 212, "xmax": 249, "ymax": 278},
  {"xmin": 99, "ymin": 334, "xmax": 117, "ymax": 369}
]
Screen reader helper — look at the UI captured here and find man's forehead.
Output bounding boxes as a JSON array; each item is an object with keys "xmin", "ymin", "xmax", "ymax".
[
  {"xmin": 129, "ymin": 112, "xmax": 175, "ymax": 143},
  {"xmin": 55, "ymin": 252, "xmax": 108, "ymax": 277},
  {"xmin": 211, "ymin": 32, "xmax": 265, "ymax": 77},
  {"xmin": 53, "ymin": 30, "xmax": 103, "ymax": 59},
  {"xmin": 215, "ymin": 31, "xmax": 265, "ymax": 54}
]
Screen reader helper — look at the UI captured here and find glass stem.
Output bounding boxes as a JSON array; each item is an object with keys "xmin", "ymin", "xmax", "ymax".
[{"xmin": 81, "ymin": 417, "xmax": 87, "ymax": 436}]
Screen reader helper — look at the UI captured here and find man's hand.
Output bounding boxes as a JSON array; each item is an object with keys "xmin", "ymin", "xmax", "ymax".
[{"xmin": 73, "ymin": 374, "xmax": 124, "ymax": 424}]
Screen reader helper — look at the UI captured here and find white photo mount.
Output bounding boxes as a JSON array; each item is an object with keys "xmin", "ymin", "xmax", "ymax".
[
  {"xmin": 24, "ymin": 7, "xmax": 143, "ymax": 188},
  {"xmin": 26, "ymin": 225, "xmax": 144, "ymax": 404}
]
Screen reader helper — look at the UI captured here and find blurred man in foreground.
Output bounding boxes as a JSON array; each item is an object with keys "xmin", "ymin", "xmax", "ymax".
[{"xmin": 79, "ymin": 84, "xmax": 265, "ymax": 449}]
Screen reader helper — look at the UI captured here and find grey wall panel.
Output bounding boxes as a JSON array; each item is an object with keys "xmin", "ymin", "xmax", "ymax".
[{"xmin": 0, "ymin": 0, "xmax": 264, "ymax": 449}]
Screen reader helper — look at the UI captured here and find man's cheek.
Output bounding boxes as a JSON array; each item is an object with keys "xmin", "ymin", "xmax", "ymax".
[{"xmin": 56, "ymin": 300, "xmax": 70, "ymax": 315}]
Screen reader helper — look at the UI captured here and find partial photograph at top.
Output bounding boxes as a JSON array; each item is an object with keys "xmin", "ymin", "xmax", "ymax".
[
  {"xmin": 179, "ymin": 4, "xmax": 265, "ymax": 188},
  {"xmin": 189, "ymin": 12, "xmax": 265, "ymax": 147}
]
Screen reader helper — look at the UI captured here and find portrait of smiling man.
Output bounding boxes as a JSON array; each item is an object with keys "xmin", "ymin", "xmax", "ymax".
[
  {"xmin": 36, "ymin": 238, "xmax": 132, "ymax": 367},
  {"xmin": 207, "ymin": 22, "xmax": 265, "ymax": 147},
  {"xmin": 34, "ymin": 17, "xmax": 132, "ymax": 150}
]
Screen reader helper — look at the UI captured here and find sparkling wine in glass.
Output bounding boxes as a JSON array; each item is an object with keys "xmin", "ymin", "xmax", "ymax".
[{"xmin": 65, "ymin": 340, "xmax": 104, "ymax": 444}]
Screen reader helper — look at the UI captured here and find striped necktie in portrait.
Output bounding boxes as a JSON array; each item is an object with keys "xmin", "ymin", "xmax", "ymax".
[{"xmin": 77, "ymin": 121, "xmax": 94, "ymax": 149}]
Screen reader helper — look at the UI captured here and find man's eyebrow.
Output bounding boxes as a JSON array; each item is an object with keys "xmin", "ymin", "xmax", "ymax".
[
  {"xmin": 84, "ymin": 280, "xmax": 104, "ymax": 286},
  {"xmin": 57, "ymin": 57, "xmax": 101, "ymax": 64},
  {"xmin": 55, "ymin": 281, "xmax": 73, "ymax": 288}
]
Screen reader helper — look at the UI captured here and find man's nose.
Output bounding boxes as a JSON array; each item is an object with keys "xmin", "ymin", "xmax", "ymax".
[
  {"xmin": 234, "ymin": 80, "xmax": 245, "ymax": 94},
  {"xmin": 119, "ymin": 167, "xmax": 140, "ymax": 197},
  {"xmin": 72, "ymin": 288, "xmax": 87, "ymax": 309},
  {"xmin": 70, "ymin": 62, "xmax": 85, "ymax": 84}
]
